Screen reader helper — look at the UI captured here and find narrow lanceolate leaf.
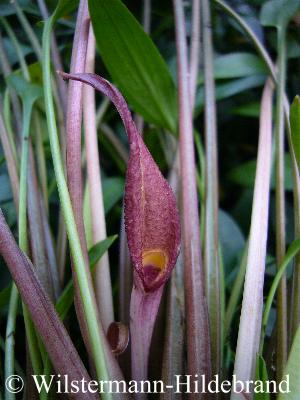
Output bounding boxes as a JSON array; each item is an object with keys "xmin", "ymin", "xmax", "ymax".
[
  {"xmin": 58, "ymin": 71, "xmax": 181, "ymax": 387},
  {"xmin": 231, "ymin": 80, "xmax": 273, "ymax": 400},
  {"xmin": 88, "ymin": 0, "xmax": 177, "ymax": 132},
  {"xmin": 290, "ymin": 96, "xmax": 300, "ymax": 172},
  {"xmin": 0, "ymin": 210, "xmax": 97, "ymax": 400}
]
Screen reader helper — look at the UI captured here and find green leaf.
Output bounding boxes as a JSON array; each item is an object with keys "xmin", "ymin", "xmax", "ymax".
[
  {"xmin": 88, "ymin": 0, "xmax": 177, "ymax": 132},
  {"xmin": 88, "ymin": 235, "xmax": 118, "ymax": 268},
  {"xmin": 227, "ymin": 153, "xmax": 294, "ymax": 191},
  {"xmin": 198, "ymin": 52, "xmax": 268, "ymax": 83},
  {"xmin": 196, "ymin": 75, "xmax": 266, "ymax": 110},
  {"xmin": 215, "ymin": 76, "xmax": 266, "ymax": 99},
  {"xmin": 260, "ymin": 0, "xmax": 300, "ymax": 30},
  {"xmin": 0, "ymin": 0, "xmax": 39, "ymax": 17},
  {"xmin": 219, "ymin": 209, "xmax": 245, "ymax": 274},
  {"xmin": 55, "ymin": 235, "xmax": 118, "ymax": 319},
  {"xmin": 262, "ymin": 237, "xmax": 300, "ymax": 349},
  {"xmin": 255, "ymin": 355, "xmax": 271, "ymax": 400},
  {"xmin": 52, "ymin": 0, "xmax": 79, "ymax": 22},
  {"xmin": 0, "ymin": 283, "xmax": 12, "ymax": 310},
  {"xmin": 1, "ymin": 37, "xmax": 32, "ymax": 65},
  {"xmin": 6, "ymin": 74, "xmax": 43, "ymax": 106},
  {"xmin": 278, "ymin": 325, "xmax": 300, "ymax": 398},
  {"xmin": 103, "ymin": 177, "xmax": 125, "ymax": 214},
  {"xmin": 231, "ymin": 102, "xmax": 261, "ymax": 118},
  {"xmin": 0, "ymin": 174, "xmax": 12, "ymax": 203},
  {"xmin": 290, "ymin": 95, "xmax": 300, "ymax": 172}
]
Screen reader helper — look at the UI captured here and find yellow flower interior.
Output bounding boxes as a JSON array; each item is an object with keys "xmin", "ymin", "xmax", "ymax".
[{"xmin": 142, "ymin": 249, "xmax": 167, "ymax": 271}]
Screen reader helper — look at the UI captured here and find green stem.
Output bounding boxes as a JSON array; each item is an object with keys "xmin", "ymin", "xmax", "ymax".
[
  {"xmin": 2, "ymin": 15, "xmax": 46, "ymax": 384},
  {"xmin": 42, "ymin": 17, "xmax": 111, "ymax": 396},
  {"xmin": 4, "ymin": 284, "xmax": 19, "ymax": 400},
  {"xmin": 33, "ymin": 112, "xmax": 48, "ymax": 214},
  {"xmin": 0, "ymin": 17, "xmax": 30, "ymax": 80},
  {"xmin": 224, "ymin": 242, "xmax": 248, "ymax": 339},
  {"xmin": 274, "ymin": 26, "xmax": 287, "ymax": 379},
  {"xmin": 19, "ymin": 101, "xmax": 43, "ymax": 378},
  {"xmin": 214, "ymin": 0, "xmax": 300, "ymax": 358},
  {"xmin": 18, "ymin": 103, "xmax": 31, "ymax": 252},
  {"xmin": 12, "ymin": 0, "xmax": 42, "ymax": 62},
  {"xmin": 3, "ymin": 90, "xmax": 18, "ymax": 168},
  {"xmin": 213, "ymin": 0, "xmax": 276, "ymax": 80},
  {"xmin": 202, "ymin": 0, "xmax": 221, "ymax": 378},
  {"xmin": 260, "ymin": 237, "xmax": 300, "ymax": 354}
]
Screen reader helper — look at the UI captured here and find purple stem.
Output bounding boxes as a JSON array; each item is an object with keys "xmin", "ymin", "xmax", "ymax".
[
  {"xmin": 130, "ymin": 283, "xmax": 164, "ymax": 396},
  {"xmin": 0, "ymin": 210, "xmax": 98, "ymax": 400},
  {"xmin": 173, "ymin": 0, "xmax": 212, "ymax": 391},
  {"xmin": 189, "ymin": 0, "xmax": 201, "ymax": 109},
  {"xmin": 83, "ymin": 27, "xmax": 114, "ymax": 333},
  {"xmin": 27, "ymin": 150, "xmax": 55, "ymax": 300},
  {"xmin": 119, "ymin": 212, "xmax": 132, "ymax": 325},
  {"xmin": 0, "ymin": 108, "xmax": 19, "ymax": 206},
  {"xmin": 65, "ymin": 0, "xmax": 97, "ymax": 356},
  {"xmin": 231, "ymin": 80, "xmax": 273, "ymax": 397},
  {"xmin": 66, "ymin": 0, "xmax": 90, "ymax": 254}
]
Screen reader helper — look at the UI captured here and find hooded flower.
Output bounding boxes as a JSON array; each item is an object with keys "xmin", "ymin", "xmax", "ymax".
[{"xmin": 59, "ymin": 72, "xmax": 181, "ymax": 292}]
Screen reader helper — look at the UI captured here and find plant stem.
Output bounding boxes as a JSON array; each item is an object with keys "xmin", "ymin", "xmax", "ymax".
[
  {"xmin": 274, "ymin": 26, "xmax": 287, "ymax": 380},
  {"xmin": 118, "ymin": 211, "xmax": 132, "ymax": 326},
  {"xmin": 33, "ymin": 112, "xmax": 48, "ymax": 214},
  {"xmin": 224, "ymin": 242, "xmax": 248, "ymax": 340},
  {"xmin": 4, "ymin": 285, "xmax": 19, "ymax": 400},
  {"xmin": 19, "ymin": 101, "xmax": 44, "ymax": 378},
  {"xmin": 12, "ymin": 0, "xmax": 43, "ymax": 62},
  {"xmin": 231, "ymin": 80, "xmax": 273, "ymax": 399},
  {"xmin": 42, "ymin": 11, "xmax": 125, "ymax": 394},
  {"xmin": 0, "ymin": 108, "xmax": 19, "ymax": 205},
  {"xmin": 18, "ymin": 102, "xmax": 31, "ymax": 255},
  {"xmin": 213, "ymin": 0, "xmax": 276, "ymax": 80},
  {"xmin": 260, "ymin": 237, "xmax": 300, "ymax": 354},
  {"xmin": 161, "ymin": 154, "xmax": 184, "ymax": 399},
  {"xmin": 130, "ymin": 285, "xmax": 164, "ymax": 398},
  {"xmin": 99, "ymin": 123, "xmax": 129, "ymax": 164},
  {"xmin": 202, "ymin": 0, "xmax": 221, "ymax": 378},
  {"xmin": 142, "ymin": 0, "xmax": 151, "ymax": 35},
  {"xmin": 0, "ymin": 29, "xmax": 22, "ymax": 133},
  {"xmin": 213, "ymin": 0, "xmax": 300, "ymax": 354},
  {"xmin": 65, "ymin": 0, "xmax": 112, "ymax": 364},
  {"xmin": 3, "ymin": 91, "xmax": 18, "ymax": 169},
  {"xmin": 0, "ymin": 211, "xmax": 98, "ymax": 400},
  {"xmin": 0, "ymin": 100, "xmax": 20, "ymax": 400},
  {"xmin": 189, "ymin": 0, "xmax": 200, "ymax": 109},
  {"xmin": 37, "ymin": 0, "xmax": 67, "ymax": 111},
  {"xmin": 83, "ymin": 27, "xmax": 114, "ymax": 332},
  {"xmin": 173, "ymin": 0, "xmax": 211, "ymax": 391}
]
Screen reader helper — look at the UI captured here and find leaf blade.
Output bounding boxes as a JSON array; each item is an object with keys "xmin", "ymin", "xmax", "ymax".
[
  {"xmin": 88, "ymin": 0, "xmax": 177, "ymax": 132},
  {"xmin": 290, "ymin": 95, "xmax": 300, "ymax": 172}
]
